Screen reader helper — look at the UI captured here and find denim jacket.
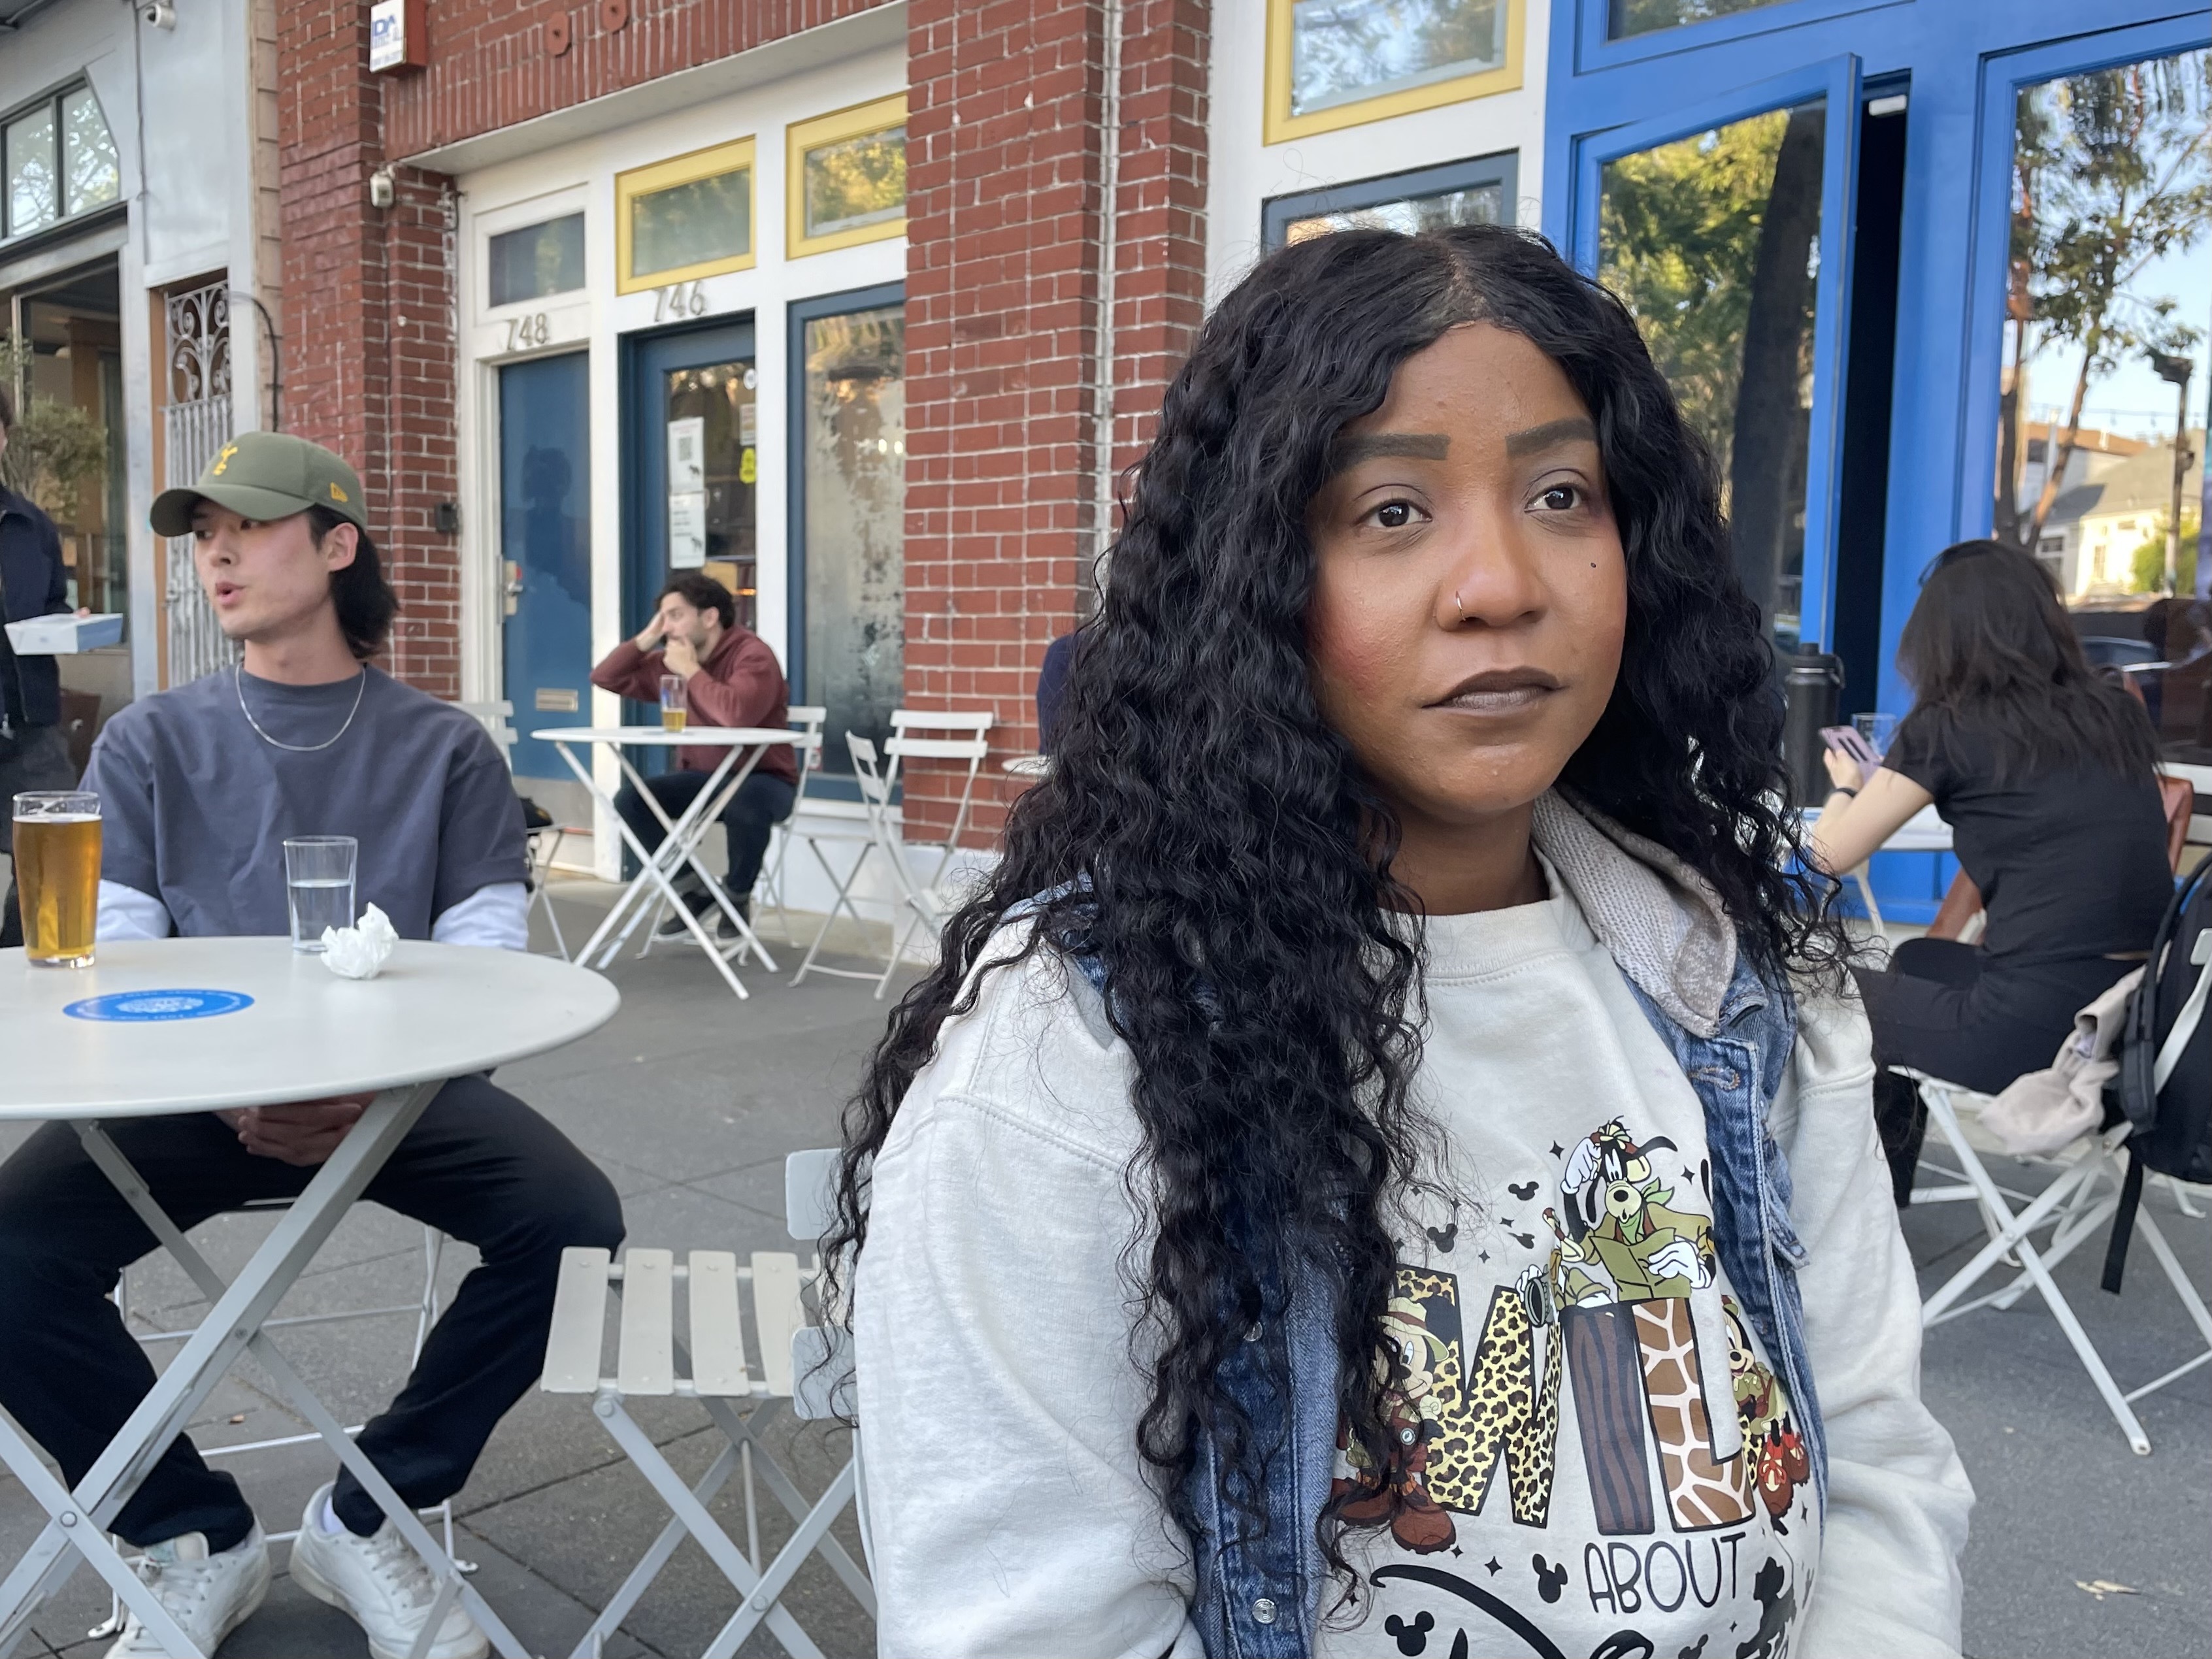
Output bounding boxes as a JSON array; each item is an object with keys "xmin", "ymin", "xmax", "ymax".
[{"xmin": 1176, "ymin": 947, "xmax": 1824, "ymax": 1659}]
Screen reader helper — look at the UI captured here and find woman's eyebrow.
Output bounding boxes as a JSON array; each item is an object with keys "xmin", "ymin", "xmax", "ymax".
[
  {"xmin": 1505, "ymin": 416, "xmax": 1598, "ymax": 457},
  {"xmin": 1329, "ymin": 432, "xmax": 1450, "ymax": 471}
]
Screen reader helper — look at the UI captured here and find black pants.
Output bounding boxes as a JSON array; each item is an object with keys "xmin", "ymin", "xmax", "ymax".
[
  {"xmin": 0, "ymin": 1076, "xmax": 623, "ymax": 1551},
  {"xmin": 1854, "ymin": 937, "xmax": 2135, "ymax": 1204},
  {"xmin": 614, "ymin": 769, "xmax": 795, "ymax": 898}
]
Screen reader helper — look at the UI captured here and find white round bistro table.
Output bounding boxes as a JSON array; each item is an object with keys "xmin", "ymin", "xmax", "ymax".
[
  {"xmin": 535, "ymin": 726, "xmax": 799, "ymax": 1000},
  {"xmin": 0, "ymin": 937, "xmax": 618, "ymax": 1659}
]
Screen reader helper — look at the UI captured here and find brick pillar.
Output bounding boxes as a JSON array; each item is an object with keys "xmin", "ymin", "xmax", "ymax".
[
  {"xmin": 277, "ymin": 4, "xmax": 459, "ymax": 697},
  {"xmin": 902, "ymin": 0, "xmax": 1211, "ymax": 846}
]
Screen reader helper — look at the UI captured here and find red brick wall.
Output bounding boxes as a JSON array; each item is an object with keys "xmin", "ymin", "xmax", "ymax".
[
  {"xmin": 383, "ymin": 0, "xmax": 894, "ymax": 157},
  {"xmin": 278, "ymin": 2, "xmax": 461, "ymax": 695},
  {"xmin": 902, "ymin": 0, "xmax": 1211, "ymax": 846}
]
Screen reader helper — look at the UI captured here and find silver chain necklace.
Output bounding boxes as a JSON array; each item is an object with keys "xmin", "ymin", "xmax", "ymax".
[{"xmin": 235, "ymin": 663, "xmax": 367, "ymax": 753}]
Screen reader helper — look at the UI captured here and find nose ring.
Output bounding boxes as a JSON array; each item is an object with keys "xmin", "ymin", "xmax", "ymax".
[{"xmin": 1453, "ymin": 589, "xmax": 1466, "ymax": 623}]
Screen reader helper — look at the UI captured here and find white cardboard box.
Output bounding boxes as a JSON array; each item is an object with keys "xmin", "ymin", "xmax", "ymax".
[{"xmin": 4, "ymin": 613, "xmax": 125, "ymax": 654}]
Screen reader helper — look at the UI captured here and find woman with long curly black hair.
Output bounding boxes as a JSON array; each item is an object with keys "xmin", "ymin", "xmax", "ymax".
[{"xmin": 838, "ymin": 225, "xmax": 1970, "ymax": 1658}]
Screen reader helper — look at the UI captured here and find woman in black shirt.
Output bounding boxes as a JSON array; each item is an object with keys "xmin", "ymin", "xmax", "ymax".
[{"xmin": 1810, "ymin": 540, "xmax": 2171, "ymax": 1197}]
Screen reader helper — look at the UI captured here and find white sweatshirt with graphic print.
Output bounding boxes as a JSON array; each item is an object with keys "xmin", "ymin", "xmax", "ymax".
[{"xmin": 853, "ymin": 797, "xmax": 1972, "ymax": 1659}]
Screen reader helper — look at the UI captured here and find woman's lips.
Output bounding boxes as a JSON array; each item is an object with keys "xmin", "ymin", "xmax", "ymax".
[{"xmin": 1428, "ymin": 668, "xmax": 1563, "ymax": 714}]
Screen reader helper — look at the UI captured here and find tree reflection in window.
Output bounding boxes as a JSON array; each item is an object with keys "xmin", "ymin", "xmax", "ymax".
[
  {"xmin": 631, "ymin": 169, "xmax": 751, "ymax": 280},
  {"xmin": 1290, "ymin": 0, "xmax": 1505, "ymax": 118},
  {"xmin": 61, "ymin": 88, "xmax": 118, "ymax": 218},
  {"xmin": 1600, "ymin": 103, "xmax": 1826, "ymax": 646},
  {"xmin": 804, "ymin": 127, "xmax": 906, "ymax": 240}
]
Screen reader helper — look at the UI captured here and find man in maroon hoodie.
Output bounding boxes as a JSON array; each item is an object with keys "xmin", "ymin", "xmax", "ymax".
[{"xmin": 589, "ymin": 572, "xmax": 797, "ymax": 936}]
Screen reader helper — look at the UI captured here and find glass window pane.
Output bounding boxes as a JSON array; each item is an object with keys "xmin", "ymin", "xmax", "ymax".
[
  {"xmin": 804, "ymin": 125, "xmax": 906, "ymax": 240},
  {"xmin": 1291, "ymin": 0, "xmax": 1505, "ymax": 119},
  {"xmin": 1988, "ymin": 48, "xmax": 2211, "ymax": 758},
  {"xmin": 6, "ymin": 101, "xmax": 59, "ymax": 237},
  {"xmin": 629, "ymin": 168, "xmax": 750, "ymax": 280},
  {"xmin": 1600, "ymin": 99, "xmax": 1827, "ymax": 648},
  {"xmin": 802, "ymin": 304, "xmax": 906, "ymax": 778},
  {"xmin": 488, "ymin": 213, "xmax": 586, "ymax": 307},
  {"xmin": 1608, "ymin": 0, "xmax": 1787, "ymax": 42},
  {"xmin": 663, "ymin": 359, "xmax": 758, "ymax": 627},
  {"xmin": 60, "ymin": 88, "xmax": 118, "ymax": 217},
  {"xmin": 1285, "ymin": 180, "xmax": 1502, "ymax": 242}
]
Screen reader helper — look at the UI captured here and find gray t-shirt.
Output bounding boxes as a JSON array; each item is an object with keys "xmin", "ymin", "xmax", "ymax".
[{"xmin": 84, "ymin": 665, "xmax": 526, "ymax": 940}]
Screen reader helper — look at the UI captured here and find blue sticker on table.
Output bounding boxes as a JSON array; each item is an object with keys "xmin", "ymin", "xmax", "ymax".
[{"xmin": 63, "ymin": 989, "xmax": 256, "ymax": 1023}]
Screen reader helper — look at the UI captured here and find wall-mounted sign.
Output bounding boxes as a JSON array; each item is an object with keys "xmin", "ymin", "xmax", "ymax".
[
  {"xmin": 669, "ymin": 493, "xmax": 708, "ymax": 568},
  {"xmin": 369, "ymin": 0, "xmax": 427, "ymax": 73},
  {"xmin": 667, "ymin": 417, "xmax": 704, "ymax": 494}
]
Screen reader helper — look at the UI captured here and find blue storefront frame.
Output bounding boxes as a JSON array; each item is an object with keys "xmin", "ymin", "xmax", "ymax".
[{"xmin": 1544, "ymin": 0, "xmax": 2209, "ymax": 920}]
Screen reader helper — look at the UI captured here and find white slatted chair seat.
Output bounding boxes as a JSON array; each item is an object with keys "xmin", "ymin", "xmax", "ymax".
[{"xmin": 538, "ymin": 1151, "xmax": 868, "ymax": 1658}]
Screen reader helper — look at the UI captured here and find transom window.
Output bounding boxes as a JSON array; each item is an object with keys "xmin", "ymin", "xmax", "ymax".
[{"xmin": 615, "ymin": 137, "xmax": 756, "ymax": 293}]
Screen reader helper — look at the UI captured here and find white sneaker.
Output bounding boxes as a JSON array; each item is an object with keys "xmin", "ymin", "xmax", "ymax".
[
  {"xmin": 288, "ymin": 1485, "xmax": 487, "ymax": 1659},
  {"xmin": 105, "ymin": 1523, "xmax": 271, "ymax": 1658}
]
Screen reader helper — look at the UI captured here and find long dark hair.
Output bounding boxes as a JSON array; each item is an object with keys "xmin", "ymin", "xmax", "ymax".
[
  {"xmin": 829, "ymin": 225, "xmax": 1841, "ymax": 1577},
  {"xmin": 308, "ymin": 505, "xmax": 398, "ymax": 661},
  {"xmin": 1898, "ymin": 538, "xmax": 2157, "ymax": 783}
]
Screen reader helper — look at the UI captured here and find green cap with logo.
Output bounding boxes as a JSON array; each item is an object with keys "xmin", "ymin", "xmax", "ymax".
[{"xmin": 150, "ymin": 431, "xmax": 368, "ymax": 537}]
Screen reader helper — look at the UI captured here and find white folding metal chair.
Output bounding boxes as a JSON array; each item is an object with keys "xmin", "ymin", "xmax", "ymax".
[
  {"xmin": 1906, "ymin": 923, "xmax": 2212, "ymax": 1454},
  {"xmin": 756, "ymin": 705, "xmax": 829, "ymax": 936},
  {"xmin": 459, "ymin": 698, "xmax": 578, "ymax": 961},
  {"xmin": 100, "ymin": 1212, "xmax": 469, "ymax": 1639},
  {"xmin": 789, "ymin": 709, "xmax": 992, "ymax": 993},
  {"xmin": 540, "ymin": 1149, "xmax": 870, "ymax": 1659}
]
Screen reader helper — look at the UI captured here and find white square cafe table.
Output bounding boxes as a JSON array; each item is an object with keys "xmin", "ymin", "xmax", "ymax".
[
  {"xmin": 0, "ymin": 936, "xmax": 619, "ymax": 1659},
  {"xmin": 534, "ymin": 726, "xmax": 799, "ymax": 1001}
]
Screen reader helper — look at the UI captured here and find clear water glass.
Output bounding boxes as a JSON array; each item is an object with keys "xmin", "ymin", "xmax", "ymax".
[
  {"xmin": 1853, "ymin": 712, "xmax": 1899, "ymax": 759},
  {"xmin": 284, "ymin": 835, "xmax": 357, "ymax": 952}
]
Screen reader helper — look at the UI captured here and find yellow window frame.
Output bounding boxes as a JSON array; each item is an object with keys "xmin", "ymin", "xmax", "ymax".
[
  {"xmin": 1263, "ymin": 0, "xmax": 1525, "ymax": 145},
  {"xmin": 615, "ymin": 135, "xmax": 757, "ymax": 295},
  {"xmin": 786, "ymin": 93, "xmax": 908, "ymax": 258}
]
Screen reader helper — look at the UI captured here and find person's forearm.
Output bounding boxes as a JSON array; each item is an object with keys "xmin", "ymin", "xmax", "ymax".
[{"xmin": 589, "ymin": 638, "xmax": 658, "ymax": 698}]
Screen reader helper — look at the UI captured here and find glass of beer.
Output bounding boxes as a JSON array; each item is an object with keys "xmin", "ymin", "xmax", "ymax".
[
  {"xmin": 12, "ymin": 791, "xmax": 101, "ymax": 968},
  {"xmin": 659, "ymin": 673, "xmax": 687, "ymax": 732}
]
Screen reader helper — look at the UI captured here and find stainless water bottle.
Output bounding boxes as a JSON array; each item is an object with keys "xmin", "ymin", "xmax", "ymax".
[{"xmin": 1781, "ymin": 643, "xmax": 1843, "ymax": 807}]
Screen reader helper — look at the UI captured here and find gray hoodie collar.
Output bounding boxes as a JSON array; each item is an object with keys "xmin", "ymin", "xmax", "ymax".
[{"xmin": 1529, "ymin": 789, "xmax": 1738, "ymax": 1038}]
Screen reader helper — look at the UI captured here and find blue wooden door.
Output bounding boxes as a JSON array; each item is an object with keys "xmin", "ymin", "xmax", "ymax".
[{"xmin": 499, "ymin": 351, "xmax": 593, "ymax": 780}]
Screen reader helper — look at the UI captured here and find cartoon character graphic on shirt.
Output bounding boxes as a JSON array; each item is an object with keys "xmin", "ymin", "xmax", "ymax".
[
  {"xmin": 1559, "ymin": 1119, "xmax": 1716, "ymax": 1299},
  {"xmin": 1723, "ymin": 1298, "xmax": 1811, "ymax": 1530},
  {"xmin": 1335, "ymin": 1294, "xmax": 1461, "ymax": 1553},
  {"xmin": 1547, "ymin": 1119, "xmax": 1755, "ymax": 1534}
]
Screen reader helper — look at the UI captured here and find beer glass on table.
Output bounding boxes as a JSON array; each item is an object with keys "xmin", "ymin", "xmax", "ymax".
[
  {"xmin": 12, "ymin": 791, "xmax": 102, "ymax": 968},
  {"xmin": 284, "ymin": 835, "xmax": 357, "ymax": 953},
  {"xmin": 659, "ymin": 674, "xmax": 687, "ymax": 732}
]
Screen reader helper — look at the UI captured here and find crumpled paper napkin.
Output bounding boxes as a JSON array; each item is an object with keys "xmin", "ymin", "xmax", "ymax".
[{"xmin": 321, "ymin": 903, "xmax": 397, "ymax": 979}]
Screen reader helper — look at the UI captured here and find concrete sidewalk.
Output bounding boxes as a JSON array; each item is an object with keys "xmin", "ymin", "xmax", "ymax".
[{"xmin": 0, "ymin": 886, "xmax": 2205, "ymax": 1657}]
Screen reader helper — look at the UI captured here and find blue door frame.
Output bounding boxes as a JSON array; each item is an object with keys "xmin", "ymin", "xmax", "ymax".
[{"xmin": 1545, "ymin": 0, "xmax": 2209, "ymax": 919}]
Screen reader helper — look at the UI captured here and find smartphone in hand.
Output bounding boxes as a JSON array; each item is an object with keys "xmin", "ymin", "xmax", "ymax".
[{"xmin": 1820, "ymin": 725, "xmax": 1881, "ymax": 771}]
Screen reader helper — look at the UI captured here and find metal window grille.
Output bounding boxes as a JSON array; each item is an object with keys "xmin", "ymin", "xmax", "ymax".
[{"xmin": 162, "ymin": 280, "xmax": 237, "ymax": 687}]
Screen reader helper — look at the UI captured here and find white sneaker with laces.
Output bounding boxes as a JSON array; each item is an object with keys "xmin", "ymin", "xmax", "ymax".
[
  {"xmin": 104, "ymin": 1523, "xmax": 271, "ymax": 1658},
  {"xmin": 288, "ymin": 1485, "xmax": 487, "ymax": 1659}
]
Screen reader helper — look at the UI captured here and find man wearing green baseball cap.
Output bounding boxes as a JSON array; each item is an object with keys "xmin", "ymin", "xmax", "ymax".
[{"xmin": 0, "ymin": 431, "xmax": 624, "ymax": 1659}]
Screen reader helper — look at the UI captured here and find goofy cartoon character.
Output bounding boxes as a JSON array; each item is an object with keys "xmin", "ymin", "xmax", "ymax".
[{"xmin": 1560, "ymin": 1119, "xmax": 1717, "ymax": 1298}]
